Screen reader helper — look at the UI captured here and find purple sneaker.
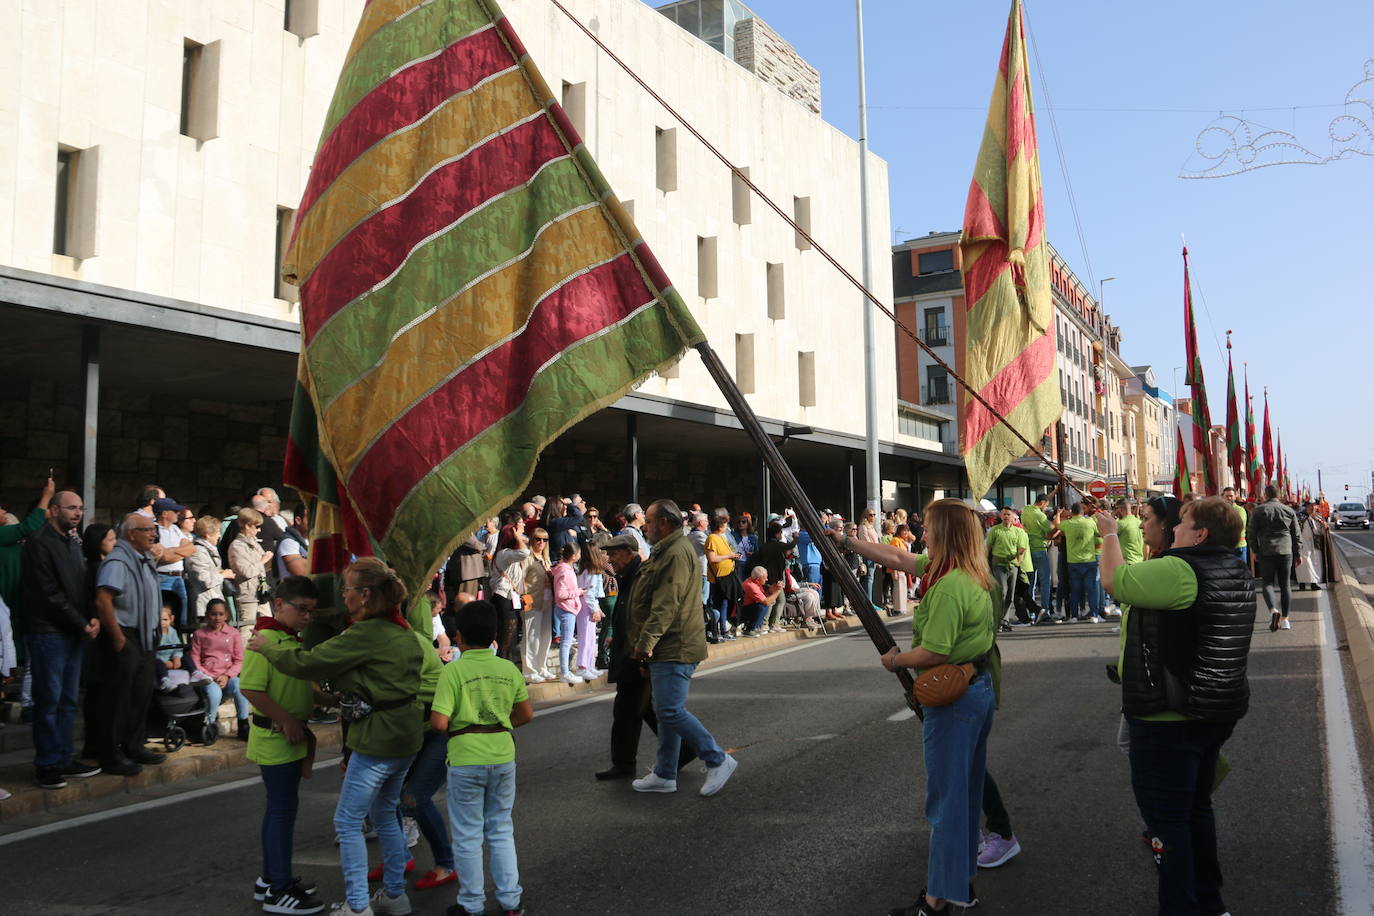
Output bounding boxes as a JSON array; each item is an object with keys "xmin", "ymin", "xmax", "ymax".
[{"xmin": 977, "ymin": 831, "xmax": 1021, "ymax": 868}]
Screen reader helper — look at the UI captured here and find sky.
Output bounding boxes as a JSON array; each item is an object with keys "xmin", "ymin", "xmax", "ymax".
[{"xmin": 642, "ymin": 0, "xmax": 1374, "ymax": 498}]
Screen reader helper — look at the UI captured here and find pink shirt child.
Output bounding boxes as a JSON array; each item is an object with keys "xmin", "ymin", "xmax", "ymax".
[
  {"xmin": 190, "ymin": 624, "xmax": 244, "ymax": 680},
  {"xmin": 551, "ymin": 561, "xmax": 580, "ymax": 614}
]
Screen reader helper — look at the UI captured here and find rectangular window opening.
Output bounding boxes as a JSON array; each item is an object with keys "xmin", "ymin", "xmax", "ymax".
[
  {"xmin": 925, "ymin": 366, "xmax": 951, "ymax": 405},
  {"xmin": 731, "ymin": 167, "xmax": 751, "ymax": 225},
  {"xmin": 54, "ymin": 149, "xmax": 72, "ymax": 256},
  {"xmin": 735, "ymin": 333, "xmax": 756, "ymax": 394},
  {"xmin": 180, "ymin": 39, "xmax": 221, "ymax": 142},
  {"xmin": 53, "ymin": 145, "xmax": 97, "ymax": 259},
  {"xmin": 766, "ymin": 262, "xmax": 785, "ymax": 320},
  {"xmin": 560, "ymin": 80, "xmax": 587, "ymax": 139},
  {"xmin": 918, "ymin": 249, "xmax": 954, "ymax": 275},
  {"xmin": 276, "ymin": 206, "xmax": 299, "ymax": 302},
  {"xmin": 284, "ymin": 0, "xmax": 320, "ymax": 39},
  {"xmin": 697, "ymin": 236, "xmax": 718, "ymax": 299},
  {"xmin": 798, "ymin": 351, "xmax": 816, "ymax": 408},
  {"xmin": 923, "ymin": 307, "xmax": 948, "ymax": 346},
  {"xmin": 793, "ymin": 195, "xmax": 812, "ymax": 250},
  {"xmin": 655, "ymin": 127, "xmax": 677, "ymax": 193}
]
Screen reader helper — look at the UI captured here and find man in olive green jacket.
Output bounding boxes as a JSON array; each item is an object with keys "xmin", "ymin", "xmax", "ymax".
[{"xmin": 626, "ymin": 500, "xmax": 737, "ymax": 797}]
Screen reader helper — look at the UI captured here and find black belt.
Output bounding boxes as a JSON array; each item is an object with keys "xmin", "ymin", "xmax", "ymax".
[
  {"xmin": 370, "ymin": 694, "xmax": 417, "ymax": 712},
  {"xmin": 448, "ymin": 723, "xmax": 511, "ymax": 737}
]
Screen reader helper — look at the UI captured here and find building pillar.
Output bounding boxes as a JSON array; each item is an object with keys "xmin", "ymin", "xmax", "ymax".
[
  {"xmin": 848, "ymin": 456, "xmax": 855, "ymax": 521},
  {"xmin": 760, "ymin": 463, "xmax": 771, "ymax": 532},
  {"xmin": 625, "ymin": 413, "xmax": 639, "ymax": 505},
  {"xmin": 81, "ymin": 325, "xmax": 99, "ymax": 511}
]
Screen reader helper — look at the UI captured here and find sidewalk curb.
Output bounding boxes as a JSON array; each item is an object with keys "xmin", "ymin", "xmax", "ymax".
[
  {"xmin": 525, "ymin": 612, "xmax": 892, "ymax": 706},
  {"xmin": 1329, "ymin": 545, "xmax": 1374, "ymax": 740}
]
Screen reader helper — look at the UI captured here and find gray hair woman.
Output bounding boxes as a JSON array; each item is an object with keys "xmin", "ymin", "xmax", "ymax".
[{"xmin": 228, "ymin": 507, "xmax": 272, "ymax": 639}]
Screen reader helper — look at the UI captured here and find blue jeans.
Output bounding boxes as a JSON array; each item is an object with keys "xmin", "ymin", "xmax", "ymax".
[
  {"xmin": 448, "ymin": 762, "xmax": 522, "ymax": 914},
  {"xmin": 648, "ymin": 661, "xmax": 726, "ymax": 780},
  {"xmin": 159, "ymin": 573, "xmax": 189, "ymax": 628},
  {"xmin": 712, "ymin": 597, "xmax": 731, "ymax": 635},
  {"xmin": 335, "ymin": 751, "xmax": 415, "ymax": 910},
  {"xmin": 202, "ymin": 675, "xmax": 250, "ymax": 724},
  {"xmin": 1068, "ymin": 562, "xmax": 1103, "ymax": 619},
  {"xmin": 555, "ymin": 609, "xmax": 578, "ymax": 673},
  {"xmin": 745, "ymin": 602, "xmax": 768, "ymax": 631},
  {"xmin": 922, "ymin": 673, "xmax": 995, "ymax": 904},
  {"xmin": 1030, "ymin": 550, "xmax": 1052, "ymax": 612},
  {"xmin": 260, "ymin": 759, "xmax": 303, "ymax": 892},
  {"xmin": 27, "ymin": 633, "xmax": 84, "ymax": 770},
  {"xmin": 1129, "ymin": 719, "xmax": 1235, "ymax": 915},
  {"xmin": 403, "ymin": 729, "xmax": 454, "ymax": 870}
]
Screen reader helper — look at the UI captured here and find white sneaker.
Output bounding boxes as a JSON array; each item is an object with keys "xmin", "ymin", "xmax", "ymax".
[
  {"xmin": 538, "ymin": 668, "xmax": 556, "ymax": 680},
  {"xmin": 559, "ymin": 672, "xmax": 580, "ymax": 686},
  {"xmin": 632, "ymin": 771, "xmax": 677, "ymax": 793},
  {"xmin": 402, "ymin": 816, "xmax": 419, "ymax": 848},
  {"xmin": 329, "ymin": 904, "xmax": 374, "ymax": 916},
  {"xmin": 758, "ymin": 627, "xmax": 769, "ymax": 635},
  {"xmin": 527, "ymin": 673, "xmax": 546, "ymax": 684},
  {"xmin": 369, "ymin": 888, "xmax": 412, "ymax": 916},
  {"xmin": 700, "ymin": 753, "xmax": 738, "ymax": 797},
  {"xmin": 1281, "ymin": 618, "xmax": 1292, "ymax": 630},
  {"xmin": 577, "ymin": 668, "xmax": 600, "ymax": 682}
]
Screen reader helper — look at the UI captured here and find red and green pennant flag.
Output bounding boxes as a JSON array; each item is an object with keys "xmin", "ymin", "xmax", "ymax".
[
  {"xmin": 1244, "ymin": 368, "xmax": 1262, "ymax": 499},
  {"xmin": 1182, "ymin": 246, "xmax": 1218, "ymax": 495},
  {"xmin": 1224, "ymin": 340, "xmax": 1243, "ymax": 491},
  {"xmin": 1173, "ymin": 423, "xmax": 1193, "ymax": 500},
  {"xmin": 958, "ymin": 0, "xmax": 1059, "ymax": 501},
  {"xmin": 281, "ymin": 0, "xmax": 704, "ymax": 595},
  {"xmin": 1261, "ymin": 388, "xmax": 1275, "ymax": 487}
]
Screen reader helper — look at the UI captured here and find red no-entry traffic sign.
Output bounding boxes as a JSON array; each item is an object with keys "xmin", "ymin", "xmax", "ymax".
[{"xmin": 1088, "ymin": 480, "xmax": 1109, "ymax": 500}]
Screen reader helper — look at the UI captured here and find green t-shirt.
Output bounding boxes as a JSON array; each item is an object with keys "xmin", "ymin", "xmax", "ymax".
[
  {"xmin": 1233, "ymin": 504, "xmax": 1248, "ymax": 548},
  {"xmin": 911, "ymin": 568, "xmax": 995, "ymax": 666},
  {"xmin": 1059, "ymin": 516, "xmax": 1101, "ymax": 564},
  {"xmin": 1117, "ymin": 516, "xmax": 1144, "ymax": 565},
  {"xmin": 416, "ymin": 631, "xmax": 442, "ymax": 705},
  {"xmin": 241, "ymin": 629, "xmax": 314, "ymax": 766},
  {"xmin": 985, "ymin": 525, "xmax": 1025, "ymax": 566},
  {"xmin": 1113, "ymin": 556, "xmax": 1199, "ymax": 723},
  {"xmin": 1020, "ymin": 504, "xmax": 1052, "ymax": 551},
  {"xmin": 432, "ymin": 648, "xmax": 528, "ymax": 766}
]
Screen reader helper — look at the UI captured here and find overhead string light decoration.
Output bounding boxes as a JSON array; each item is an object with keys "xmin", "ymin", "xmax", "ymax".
[{"xmin": 1181, "ymin": 58, "xmax": 1374, "ymax": 178}]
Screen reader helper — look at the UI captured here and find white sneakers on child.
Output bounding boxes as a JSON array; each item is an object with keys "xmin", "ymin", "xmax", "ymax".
[
  {"xmin": 632, "ymin": 771, "xmax": 677, "ymax": 793},
  {"xmin": 700, "ymin": 754, "xmax": 738, "ymax": 797}
]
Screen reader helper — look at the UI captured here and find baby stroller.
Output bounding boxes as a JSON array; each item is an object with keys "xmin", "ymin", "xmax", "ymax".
[{"xmin": 148, "ymin": 645, "xmax": 220, "ymax": 752}]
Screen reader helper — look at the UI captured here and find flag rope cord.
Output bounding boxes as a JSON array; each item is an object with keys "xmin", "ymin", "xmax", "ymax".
[{"xmin": 543, "ymin": 0, "xmax": 1087, "ymax": 501}]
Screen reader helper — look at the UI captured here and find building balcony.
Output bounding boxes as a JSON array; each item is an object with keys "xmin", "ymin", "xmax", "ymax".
[{"xmin": 923, "ymin": 328, "xmax": 949, "ymax": 347}]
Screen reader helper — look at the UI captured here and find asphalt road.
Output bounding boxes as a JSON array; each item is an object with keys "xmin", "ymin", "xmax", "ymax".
[{"xmin": 0, "ymin": 605, "xmax": 1339, "ymax": 915}]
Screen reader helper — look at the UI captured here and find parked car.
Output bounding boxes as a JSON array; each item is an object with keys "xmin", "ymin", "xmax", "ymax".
[{"xmin": 1333, "ymin": 502, "xmax": 1370, "ymax": 529}]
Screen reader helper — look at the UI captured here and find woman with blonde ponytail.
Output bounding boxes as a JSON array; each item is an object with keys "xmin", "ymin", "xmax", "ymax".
[
  {"xmin": 249, "ymin": 556, "xmax": 425, "ymax": 916},
  {"xmin": 831, "ymin": 499, "xmax": 997, "ymax": 916}
]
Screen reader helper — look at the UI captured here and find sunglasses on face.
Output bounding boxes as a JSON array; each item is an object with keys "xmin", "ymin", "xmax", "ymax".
[{"xmin": 533, "ymin": 537, "xmax": 548, "ymax": 542}]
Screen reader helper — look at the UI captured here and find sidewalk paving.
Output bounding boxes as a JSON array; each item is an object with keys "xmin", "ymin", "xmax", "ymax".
[{"xmin": 0, "ymin": 611, "xmax": 888, "ymax": 823}]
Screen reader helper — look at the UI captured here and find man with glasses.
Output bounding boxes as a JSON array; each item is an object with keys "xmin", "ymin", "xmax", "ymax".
[
  {"xmin": 627, "ymin": 499, "xmax": 738, "ymax": 797},
  {"xmin": 92, "ymin": 513, "xmax": 168, "ymax": 776},
  {"xmin": 21, "ymin": 488, "xmax": 102, "ymax": 789}
]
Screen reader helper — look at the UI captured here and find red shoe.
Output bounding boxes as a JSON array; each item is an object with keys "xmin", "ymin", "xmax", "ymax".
[
  {"xmin": 366, "ymin": 858, "xmax": 415, "ymax": 881},
  {"xmin": 414, "ymin": 868, "xmax": 457, "ymax": 890}
]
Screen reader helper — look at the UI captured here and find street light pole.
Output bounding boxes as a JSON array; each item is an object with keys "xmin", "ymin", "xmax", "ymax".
[{"xmin": 856, "ymin": 0, "xmax": 880, "ymax": 518}]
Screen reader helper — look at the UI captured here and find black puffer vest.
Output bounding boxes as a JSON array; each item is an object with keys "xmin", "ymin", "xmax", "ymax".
[{"xmin": 1121, "ymin": 546, "xmax": 1255, "ymax": 722}]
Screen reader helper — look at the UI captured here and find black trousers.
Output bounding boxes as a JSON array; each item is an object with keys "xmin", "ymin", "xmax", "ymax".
[
  {"xmin": 1257, "ymin": 553, "xmax": 1293, "ymax": 617},
  {"xmin": 93, "ymin": 627, "xmax": 156, "ymax": 763},
  {"xmin": 983, "ymin": 770, "xmax": 1013, "ymax": 837},
  {"xmin": 609, "ymin": 674, "xmax": 696, "ymax": 772},
  {"xmin": 495, "ymin": 594, "xmax": 521, "ymax": 665}
]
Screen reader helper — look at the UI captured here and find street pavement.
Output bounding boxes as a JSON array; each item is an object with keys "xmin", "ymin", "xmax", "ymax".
[{"xmin": 0, "ymin": 602, "xmax": 1341, "ymax": 915}]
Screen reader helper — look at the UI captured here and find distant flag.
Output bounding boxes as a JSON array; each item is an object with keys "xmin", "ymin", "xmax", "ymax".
[
  {"xmin": 1244, "ymin": 369, "xmax": 1263, "ymax": 498},
  {"xmin": 1182, "ymin": 246, "xmax": 1218, "ymax": 495},
  {"xmin": 1174, "ymin": 423, "xmax": 1193, "ymax": 499},
  {"xmin": 1224, "ymin": 335, "xmax": 1244, "ymax": 491},
  {"xmin": 958, "ymin": 0, "xmax": 1059, "ymax": 502},
  {"xmin": 281, "ymin": 0, "xmax": 704, "ymax": 595},
  {"xmin": 1262, "ymin": 388, "xmax": 1275, "ymax": 486}
]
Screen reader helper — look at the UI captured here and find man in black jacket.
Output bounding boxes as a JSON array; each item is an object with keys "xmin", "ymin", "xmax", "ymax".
[
  {"xmin": 594, "ymin": 534, "xmax": 694, "ymax": 781},
  {"xmin": 21, "ymin": 490, "xmax": 102, "ymax": 789}
]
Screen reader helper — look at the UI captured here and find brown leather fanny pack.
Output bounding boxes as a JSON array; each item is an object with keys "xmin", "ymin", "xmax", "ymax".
[{"xmin": 913, "ymin": 655, "xmax": 987, "ymax": 708}]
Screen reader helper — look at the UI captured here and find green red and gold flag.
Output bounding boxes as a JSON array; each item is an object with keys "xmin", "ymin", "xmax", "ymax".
[
  {"xmin": 1262, "ymin": 389, "xmax": 1275, "ymax": 487},
  {"xmin": 1174, "ymin": 423, "xmax": 1193, "ymax": 500},
  {"xmin": 1224, "ymin": 340, "xmax": 1243, "ymax": 491},
  {"xmin": 1244, "ymin": 369, "xmax": 1262, "ymax": 498},
  {"xmin": 958, "ymin": 0, "xmax": 1059, "ymax": 501},
  {"xmin": 1182, "ymin": 246, "xmax": 1217, "ymax": 495},
  {"xmin": 281, "ymin": 0, "xmax": 704, "ymax": 595}
]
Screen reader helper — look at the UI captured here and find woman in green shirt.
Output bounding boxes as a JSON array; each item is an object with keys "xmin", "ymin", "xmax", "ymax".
[
  {"xmin": 835, "ymin": 499, "xmax": 996, "ymax": 916},
  {"xmin": 249, "ymin": 557, "xmax": 424, "ymax": 916}
]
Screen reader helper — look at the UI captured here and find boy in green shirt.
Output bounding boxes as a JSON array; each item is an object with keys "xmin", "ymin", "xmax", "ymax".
[
  {"xmin": 1058, "ymin": 503, "xmax": 1104, "ymax": 621},
  {"xmin": 431, "ymin": 600, "xmax": 533, "ymax": 916},
  {"xmin": 240, "ymin": 576, "xmax": 326, "ymax": 915}
]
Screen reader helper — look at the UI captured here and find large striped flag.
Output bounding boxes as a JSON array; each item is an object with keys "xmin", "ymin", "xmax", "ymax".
[
  {"xmin": 1224, "ymin": 341, "xmax": 1244, "ymax": 490},
  {"xmin": 1182, "ymin": 246, "xmax": 1218, "ymax": 495},
  {"xmin": 1173, "ymin": 423, "xmax": 1193, "ymax": 500},
  {"xmin": 958, "ymin": 0, "xmax": 1059, "ymax": 501},
  {"xmin": 1261, "ymin": 388, "xmax": 1275, "ymax": 486},
  {"xmin": 281, "ymin": 0, "xmax": 704, "ymax": 595}
]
